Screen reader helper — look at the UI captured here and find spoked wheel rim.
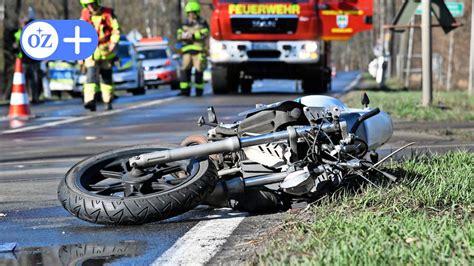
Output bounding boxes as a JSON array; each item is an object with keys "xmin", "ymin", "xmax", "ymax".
[{"xmin": 75, "ymin": 150, "xmax": 200, "ymax": 199}]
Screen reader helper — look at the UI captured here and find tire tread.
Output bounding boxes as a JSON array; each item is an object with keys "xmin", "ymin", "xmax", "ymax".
[{"xmin": 58, "ymin": 149, "xmax": 218, "ymax": 225}]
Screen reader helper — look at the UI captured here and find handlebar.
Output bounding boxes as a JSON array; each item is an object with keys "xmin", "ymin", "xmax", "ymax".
[{"xmin": 350, "ymin": 108, "xmax": 380, "ymax": 134}]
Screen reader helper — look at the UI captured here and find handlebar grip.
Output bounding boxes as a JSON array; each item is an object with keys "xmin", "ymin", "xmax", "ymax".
[{"xmin": 350, "ymin": 107, "xmax": 380, "ymax": 134}]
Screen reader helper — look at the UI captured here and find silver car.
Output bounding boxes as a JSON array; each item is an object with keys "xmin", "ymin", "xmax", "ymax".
[{"xmin": 136, "ymin": 43, "xmax": 180, "ymax": 90}]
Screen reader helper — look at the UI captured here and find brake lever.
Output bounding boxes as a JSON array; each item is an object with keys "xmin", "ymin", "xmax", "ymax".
[{"xmin": 197, "ymin": 116, "xmax": 218, "ymax": 127}]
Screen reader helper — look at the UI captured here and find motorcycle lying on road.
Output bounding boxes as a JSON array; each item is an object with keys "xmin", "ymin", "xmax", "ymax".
[{"xmin": 58, "ymin": 95, "xmax": 394, "ymax": 225}]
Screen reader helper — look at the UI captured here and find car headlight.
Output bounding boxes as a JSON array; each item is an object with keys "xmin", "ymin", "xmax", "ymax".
[
  {"xmin": 303, "ymin": 42, "xmax": 318, "ymax": 53},
  {"xmin": 299, "ymin": 51, "xmax": 319, "ymax": 60},
  {"xmin": 210, "ymin": 39, "xmax": 226, "ymax": 53},
  {"xmin": 211, "ymin": 51, "xmax": 229, "ymax": 61},
  {"xmin": 210, "ymin": 39, "xmax": 230, "ymax": 61}
]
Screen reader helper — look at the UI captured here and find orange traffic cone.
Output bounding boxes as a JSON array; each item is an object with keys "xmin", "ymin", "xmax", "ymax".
[{"xmin": 8, "ymin": 58, "xmax": 32, "ymax": 119}]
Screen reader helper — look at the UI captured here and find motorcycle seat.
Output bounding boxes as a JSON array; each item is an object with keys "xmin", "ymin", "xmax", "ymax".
[{"xmin": 295, "ymin": 95, "xmax": 347, "ymax": 110}]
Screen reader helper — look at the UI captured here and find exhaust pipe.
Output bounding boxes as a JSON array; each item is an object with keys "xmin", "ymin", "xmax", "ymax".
[{"xmin": 204, "ymin": 172, "xmax": 288, "ymax": 207}]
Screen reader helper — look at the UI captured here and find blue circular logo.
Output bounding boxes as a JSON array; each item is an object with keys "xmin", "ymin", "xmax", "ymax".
[{"xmin": 21, "ymin": 20, "xmax": 98, "ymax": 61}]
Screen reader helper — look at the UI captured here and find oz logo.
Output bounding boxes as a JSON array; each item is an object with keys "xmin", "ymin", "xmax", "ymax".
[
  {"xmin": 21, "ymin": 21, "xmax": 59, "ymax": 59},
  {"xmin": 21, "ymin": 20, "xmax": 98, "ymax": 61}
]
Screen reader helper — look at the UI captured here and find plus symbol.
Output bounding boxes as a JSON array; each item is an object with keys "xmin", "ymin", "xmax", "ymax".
[{"xmin": 63, "ymin": 26, "xmax": 92, "ymax": 55}]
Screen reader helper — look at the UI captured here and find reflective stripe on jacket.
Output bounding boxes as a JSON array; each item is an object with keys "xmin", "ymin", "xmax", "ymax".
[
  {"xmin": 81, "ymin": 7, "xmax": 120, "ymax": 60},
  {"xmin": 177, "ymin": 17, "xmax": 209, "ymax": 53}
]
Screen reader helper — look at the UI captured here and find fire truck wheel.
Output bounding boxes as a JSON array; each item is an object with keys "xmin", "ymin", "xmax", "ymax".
[
  {"xmin": 302, "ymin": 77, "xmax": 328, "ymax": 94},
  {"xmin": 212, "ymin": 65, "xmax": 238, "ymax": 95},
  {"xmin": 240, "ymin": 79, "xmax": 253, "ymax": 94},
  {"xmin": 171, "ymin": 81, "xmax": 180, "ymax": 90}
]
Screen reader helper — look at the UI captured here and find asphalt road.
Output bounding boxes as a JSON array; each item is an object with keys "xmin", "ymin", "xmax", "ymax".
[
  {"xmin": 1, "ymin": 71, "xmax": 470, "ymax": 265},
  {"xmin": 0, "ymin": 72, "xmax": 359, "ymax": 265}
]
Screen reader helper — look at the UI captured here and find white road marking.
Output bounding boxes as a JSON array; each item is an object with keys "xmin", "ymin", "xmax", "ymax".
[
  {"xmin": 0, "ymin": 167, "xmax": 69, "ymax": 179},
  {"xmin": 331, "ymin": 73, "xmax": 362, "ymax": 97},
  {"xmin": 1, "ymin": 96, "xmax": 181, "ymax": 135},
  {"xmin": 344, "ymin": 74, "xmax": 362, "ymax": 92},
  {"xmin": 152, "ymin": 210, "xmax": 246, "ymax": 266}
]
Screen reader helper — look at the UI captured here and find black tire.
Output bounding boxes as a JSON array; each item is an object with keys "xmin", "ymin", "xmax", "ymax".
[
  {"xmin": 58, "ymin": 144, "xmax": 218, "ymax": 225},
  {"xmin": 131, "ymin": 86, "xmax": 146, "ymax": 95},
  {"xmin": 68, "ymin": 91, "xmax": 83, "ymax": 98},
  {"xmin": 131, "ymin": 74, "xmax": 146, "ymax": 95},
  {"xmin": 302, "ymin": 77, "xmax": 328, "ymax": 95},
  {"xmin": 170, "ymin": 81, "xmax": 180, "ymax": 90},
  {"xmin": 240, "ymin": 79, "xmax": 253, "ymax": 94},
  {"xmin": 211, "ymin": 65, "xmax": 238, "ymax": 95},
  {"xmin": 52, "ymin": 91, "xmax": 63, "ymax": 99}
]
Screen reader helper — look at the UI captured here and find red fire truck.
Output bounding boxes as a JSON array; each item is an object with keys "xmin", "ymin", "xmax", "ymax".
[{"xmin": 209, "ymin": 0, "xmax": 373, "ymax": 94}]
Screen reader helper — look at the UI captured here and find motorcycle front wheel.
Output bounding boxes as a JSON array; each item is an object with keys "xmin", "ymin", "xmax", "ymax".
[{"xmin": 58, "ymin": 144, "xmax": 218, "ymax": 225}]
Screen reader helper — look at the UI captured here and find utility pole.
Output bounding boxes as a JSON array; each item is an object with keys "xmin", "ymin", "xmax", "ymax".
[
  {"xmin": 0, "ymin": 0, "xmax": 4, "ymax": 98},
  {"xmin": 421, "ymin": 0, "xmax": 433, "ymax": 106},
  {"xmin": 469, "ymin": 1, "xmax": 474, "ymax": 96},
  {"xmin": 405, "ymin": 17, "xmax": 415, "ymax": 89},
  {"xmin": 63, "ymin": 0, "xmax": 69, "ymax": 19},
  {"xmin": 397, "ymin": 27, "xmax": 408, "ymax": 80},
  {"xmin": 446, "ymin": 31, "xmax": 454, "ymax": 91}
]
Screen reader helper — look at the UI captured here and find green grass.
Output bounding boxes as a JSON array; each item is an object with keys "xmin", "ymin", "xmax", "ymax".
[
  {"xmin": 342, "ymin": 90, "xmax": 474, "ymax": 122},
  {"xmin": 260, "ymin": 151, "xmax": 474, "ymax": 265}
]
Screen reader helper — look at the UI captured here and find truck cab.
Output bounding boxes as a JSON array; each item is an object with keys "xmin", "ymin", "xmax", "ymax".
[{"xmin": 209, "ymin": 0, "xmax": 373, "ymax": 94}]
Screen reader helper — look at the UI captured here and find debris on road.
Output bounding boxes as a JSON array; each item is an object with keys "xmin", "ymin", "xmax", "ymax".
[
  {"xmin": 0, "ymin": 243, "xmax": 17, "ymax": 253},
  {"xmin": 0, "ymin": 213, "xmax": 6, "ymax": 217}
]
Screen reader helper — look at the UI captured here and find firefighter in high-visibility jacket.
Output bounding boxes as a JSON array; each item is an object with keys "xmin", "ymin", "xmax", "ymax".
[
  {"xmin": 177, "ymin": 1, "xmax": 209, "ymax": 97},
  {"xmin": 80, "ymin": 0, "xmax": 120, "ymax": 111}
]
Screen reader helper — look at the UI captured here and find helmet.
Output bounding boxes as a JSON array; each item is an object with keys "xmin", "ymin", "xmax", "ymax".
[
  {"xmin": 184, "ymin": 1, "xmax": 201, "ymax": 14},
  {"xmin": 80, "ymin": 0, "xmax": 101, "ymax": 8}
]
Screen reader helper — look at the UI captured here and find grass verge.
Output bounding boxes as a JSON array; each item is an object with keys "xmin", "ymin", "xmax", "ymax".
[
  {"xmin": 259, "ymin": 151, "xmax": 474, "ymax": 265},
  {"xmin": 341, "ymin": 90, "xmax": 474, "ymax": 122}
]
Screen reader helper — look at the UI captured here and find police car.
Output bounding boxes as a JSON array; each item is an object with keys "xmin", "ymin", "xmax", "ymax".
[
  {"xmin": 77, "ymin": 37, "xmax": 145, "ymax": 95},
  {"xmin": 112, "ymin": 38, "xmax": 145, "ymax": 95}
]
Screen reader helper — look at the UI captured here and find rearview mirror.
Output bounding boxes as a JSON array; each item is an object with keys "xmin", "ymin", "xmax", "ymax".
[{"xmin": 172, "ymin": 54, "xmax": 180, "ymax": 60}]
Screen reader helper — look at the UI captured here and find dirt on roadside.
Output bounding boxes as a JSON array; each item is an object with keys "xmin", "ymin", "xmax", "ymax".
[{"xmin": 390, "ymin": 121, "xmax": 474, "ymax": 148}]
